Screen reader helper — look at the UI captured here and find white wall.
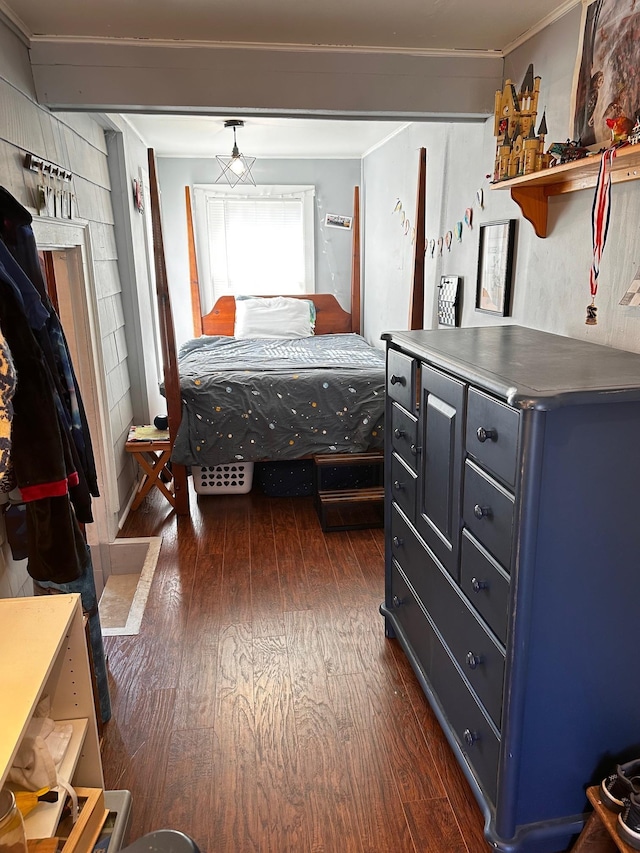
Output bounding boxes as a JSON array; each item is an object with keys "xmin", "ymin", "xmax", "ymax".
[
  {"xmin": 157, "ymin": 156, "xmax": 361, "ymax": 347},
  {"xmin": 0, "ymin": 19, "xmax": 141, "ymax": 593},
  {"xmin": 363, "ymin": 5, "xmax": 640, "ymax": 355},
  {"xmin": 104, "ymin": 117, "xmax": 165, "ymax": 429}
]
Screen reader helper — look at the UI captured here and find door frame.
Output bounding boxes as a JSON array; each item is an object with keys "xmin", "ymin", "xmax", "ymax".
[{"xmin": 31, "ymin": 217, "xmax": 120, "ymax": 586}]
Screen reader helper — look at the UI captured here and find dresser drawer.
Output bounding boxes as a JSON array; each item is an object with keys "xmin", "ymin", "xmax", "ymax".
[
  {"xmin": 466, "ymin": 388, "xmax": 519, "ymax": 488},
  {"xmin": 391, "ymin": 402, "xmax": 418, "ymax": 469},
  {"xmin": 463, "ymin": 460, "xmax": 515, "ymax": 569},
  {"xmin": 391, "ymin": 452, "xmax": 417, "ymax": 521},
  {"xmin": 461, "ymin": 530, "xmax": 510, "ymax": 646},
  {"xmin": 389, "ymin": 561, "xmax": 500, "ymax": 805},
  {"xmin": 387, "ymin": 349, "xmax": 416, "ymax": 412},
  {"xmin": 391, "ymin": 505, "xmax": 505, "ymax": 728},
  {"xmin": 429, "ymin": 647, "xmax": 501, "ymax": 806},
  {"xmin": 389, "ymin": 558, "xmax": 439, "ymax": 678}
]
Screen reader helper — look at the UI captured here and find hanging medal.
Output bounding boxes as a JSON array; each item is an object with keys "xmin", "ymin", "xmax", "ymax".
[
  {"xmin": 429, "ymin": 239, "xmax": 436, "ymax": 258},
  {"xmin": 464, "ymin": 207, "xmax": 473, "ymax": 229},
  {"xmin": 455, "ymin": 221, "xmax": 463, "ymax": 242},
  {"xmin": 445, "ymin": 231, "xmax": 453, "ymax": 252},
  {"xmin": 437, "ymin": 236, "xmax": 444, "ymax": 256},
  {"xmin": 588, "ymin": 147, "xmax": 616, "ymax": 325}
]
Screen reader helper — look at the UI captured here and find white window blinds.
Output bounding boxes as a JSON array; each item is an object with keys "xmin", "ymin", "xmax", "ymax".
[{"xmin": 193, "ymin": 185, "xmax": 315, "ymax": 313}]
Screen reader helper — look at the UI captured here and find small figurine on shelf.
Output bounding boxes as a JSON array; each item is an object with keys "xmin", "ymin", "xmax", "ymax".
[
  {"xmin": 628, "ymin": 117, "xmax": 640, "ymax": 146},
  {"xmin": 606, "ymin": 114, "xmax": 635, "ymax": 144},
  {"xmin": 547, "ymin": 139, "xmax": 590, "ymax": 166}
]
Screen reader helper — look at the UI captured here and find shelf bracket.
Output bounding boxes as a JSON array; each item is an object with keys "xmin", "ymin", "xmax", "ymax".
[{"xmin": 510, "ymin": 186, "xmax": 548, "ymax": 238}]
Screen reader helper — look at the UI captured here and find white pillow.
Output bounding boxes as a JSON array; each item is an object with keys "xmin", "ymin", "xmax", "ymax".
[{"xmin": 234, "ymin": 296, "xmax": 315, "ymax": 339}]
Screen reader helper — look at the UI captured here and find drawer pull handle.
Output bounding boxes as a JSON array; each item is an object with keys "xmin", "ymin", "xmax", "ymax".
[
  {"xmin": 471, "ymin": 577, "xmax": 488, "ymax": 593},
  {"xmin": 394, "ymin": 428, "xmax": 406, "ymax": 439},
  {"xmin": 476, "ymin": 426, "xmax": 497, "ymax": 443},
  {"xmin": 392, "ymin": 595, "xmax": 403, "ymax": 608},
  {"xmin": 392, "ymin": 536, "xmax": 404, "ymax": 548},
  {"xmin": 463, "ymin": 728, "xmax": 479, "ymax": 747},
  {"xmin": 393, "ymin": 480, "xmax": 404, "ymax": 491},
  {"xmin": 466, "ymin": 651, "xmax": 483, "ymax": 670},
  {"xmin": 390, "ymin": 374, "xmax": 406, "ymax": 387},
  {"xmin": 474, "ymin": 504, "xmax": 491, "ymax": 520}
]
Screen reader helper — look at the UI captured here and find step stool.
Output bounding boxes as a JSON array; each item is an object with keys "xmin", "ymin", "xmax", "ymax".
[
  {"xmin": 313, "ymin": 451, "xmax": 384, "ymax": 532},
  {"xmin": 125, "ymin": 427, "xmax": 175, "ymax": 510}
]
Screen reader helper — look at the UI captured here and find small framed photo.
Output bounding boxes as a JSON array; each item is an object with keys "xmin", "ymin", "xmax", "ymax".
[
  {"xmin": 475, "ymin": 219, "xmax": 516, "ymax": 317},
  {"xmin": 437, "ymin": 275, "xmax": 461, "ymax": 327},
  {"xmin": 325, "ymin": 213, "xmax": 352, "ymax": 230}
]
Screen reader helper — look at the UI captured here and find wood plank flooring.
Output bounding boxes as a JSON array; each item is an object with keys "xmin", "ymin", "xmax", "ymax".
[{"xmin": 101, "ymin": 485, "xmax": 488, "ymax": 852}]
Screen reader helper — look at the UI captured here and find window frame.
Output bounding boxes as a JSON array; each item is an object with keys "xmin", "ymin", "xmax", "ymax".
[{"xmin": 192, "ymin": 184, "xmax": 316, "ymax": 315}]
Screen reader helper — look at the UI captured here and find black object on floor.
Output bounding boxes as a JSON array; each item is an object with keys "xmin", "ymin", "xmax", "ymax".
[{"xmin": 120, "ymin": 830, "xmax": 201, "ymax": 853}]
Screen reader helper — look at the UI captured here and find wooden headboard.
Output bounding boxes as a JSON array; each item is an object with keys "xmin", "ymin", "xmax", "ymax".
[
  {"xmin": 186, "ymin": 186, "xmax": 362, "ymax": 338},
  {"xmin": 201, "ymin": 294, "xmax": 352, "ymax": 336}
]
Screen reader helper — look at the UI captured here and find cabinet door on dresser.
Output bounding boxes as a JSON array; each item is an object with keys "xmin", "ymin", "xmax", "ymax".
[{"xmin": 415, "ymin": 364, "xmax": 466, "ymax": 581}]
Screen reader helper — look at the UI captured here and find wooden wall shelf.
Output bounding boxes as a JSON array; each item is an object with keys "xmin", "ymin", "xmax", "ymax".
[{"xmin": 491, "ymin": 144, "xmax": 640, "ymax": 237}]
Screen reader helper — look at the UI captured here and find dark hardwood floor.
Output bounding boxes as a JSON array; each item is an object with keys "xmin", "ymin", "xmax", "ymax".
[{"xmin": 101, "ymin": 484, "xmax": 488, "ymax": 852}]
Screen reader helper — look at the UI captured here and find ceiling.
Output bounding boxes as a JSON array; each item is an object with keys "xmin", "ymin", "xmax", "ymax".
[
  {"xmin": 1, "ymin": 0, "xmax": 579, "ymax": 158},
  {"xmin": 122, "ymin": 115, "xmax": 409, "ymax": 159},
  {"xmin": 4, "ymin": 0, "xmax": 576, "ymax": 53}
]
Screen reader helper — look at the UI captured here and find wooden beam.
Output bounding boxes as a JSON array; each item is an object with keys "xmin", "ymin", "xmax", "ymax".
[
  {"xmin": 185, "ymin": 186, "xmax": 203, "ymax": 337},
  {"xmin": 147, "ymin": 149, "xmax": 189, "ymax": 516},
  {"xmin": 350, "ymin": 186, "xmax": 361, "ymax": 335},
  {"xmin": 409, "ymin": 148, "xmax": 426, "ymax": 330}
]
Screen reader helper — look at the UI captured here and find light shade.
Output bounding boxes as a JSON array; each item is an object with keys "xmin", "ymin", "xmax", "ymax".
[{"xmin": 215, "ymin": 120, "xmax": 256, "ymax": 187}]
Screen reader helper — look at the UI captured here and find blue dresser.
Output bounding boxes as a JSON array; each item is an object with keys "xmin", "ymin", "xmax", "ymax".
[{"xmin": 381, "ymin": 325, "xmax": 640, "ymax": 853}]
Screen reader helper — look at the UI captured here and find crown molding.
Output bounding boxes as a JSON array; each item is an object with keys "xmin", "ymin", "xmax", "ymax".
[
  {"xmin": 0, "ymin": 0, "xmax": 31, "ymax": 45},
  {"xmin": 28, "ymin": 34, "xmax": 503, "ymax": 60},
  {"xmin": 502, "ymin": 0, "xmax": 581, "ymax": 55}
]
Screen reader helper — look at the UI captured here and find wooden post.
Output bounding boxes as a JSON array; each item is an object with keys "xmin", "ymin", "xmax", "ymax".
[
  {"xmin": 409, "ymin": 147, "xmax": 427, "ymax": 330},
  {"xmin": 185, "ymin": 186, "xmax": 203, "ymax": 337},
  {"xmin": 147, "ymin": 149, "xmax": 189, "ymax": 516},
  {"xmin": 350, "ymin": 186, "xmax": 361, "ymax": 335}
]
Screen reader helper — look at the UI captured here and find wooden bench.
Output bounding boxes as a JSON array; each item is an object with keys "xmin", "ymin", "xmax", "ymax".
[
  {"xmin": 313, "ymin": 451, "xmax": 384, "ymax": 532},
  {"xmin": 571, "ymin": 786, "xmax": 635, "ymax": 852}
]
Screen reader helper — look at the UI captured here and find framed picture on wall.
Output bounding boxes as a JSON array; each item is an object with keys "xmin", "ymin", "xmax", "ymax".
[
  {"xmin": 572, "ymin": 0, "xmax": 640, "ymax": 148},
  {"xmin": 475, "ymin": 219, "xmax": 516, "ymax": 317}
]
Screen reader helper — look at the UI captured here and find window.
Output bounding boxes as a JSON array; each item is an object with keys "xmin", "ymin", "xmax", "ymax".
[{"xmin": 193, "ymin": 185, "xmax": 315, "ymax": 314}]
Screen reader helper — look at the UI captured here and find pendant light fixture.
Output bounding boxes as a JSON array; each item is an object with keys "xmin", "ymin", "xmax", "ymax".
[{"xmin": 215, "ymin": 120, "xmax": 256, "ymax": 187}]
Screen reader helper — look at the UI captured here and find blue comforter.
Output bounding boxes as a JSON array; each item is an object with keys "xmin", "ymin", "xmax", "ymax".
[{"xmin": 171, "ymin": 333, "xmax": 385, "ymax": 467}]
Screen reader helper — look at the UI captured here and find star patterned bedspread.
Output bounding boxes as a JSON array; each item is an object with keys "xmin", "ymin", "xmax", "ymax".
[{"xmin": 171, "ymin": 333, "xmax": 386, "ymax": 467}]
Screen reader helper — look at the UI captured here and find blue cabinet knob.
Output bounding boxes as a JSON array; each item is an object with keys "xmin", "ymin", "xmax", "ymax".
[
  {"xmin": 476, "ymin": 426, "xmax": 497, "ymax": 443},
  {"xmin": 463, "ymin": 728, "xmax": 478, "ymax": 747},
  {"xmin": 466, "ymin": 651, "xmax": 482, "ymax": 670}
]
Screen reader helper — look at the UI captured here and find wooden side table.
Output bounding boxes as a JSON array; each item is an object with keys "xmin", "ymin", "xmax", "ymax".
[
  {"xmin": 571, "ymin": 786, "xmax": 634, "ymax": 852},
  {"xmin": 125, "ymin": 427, "xmax": 175, "ymax": 510}
]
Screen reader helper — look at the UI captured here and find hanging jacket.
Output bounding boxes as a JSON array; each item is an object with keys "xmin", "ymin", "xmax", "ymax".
[
  {"xmin": 0, "ymin": 262, "xmax": 84, "ymax": 582},
  {"xmin": 0, "ymin": 188, "xmax": 99, "ymax": 520}
]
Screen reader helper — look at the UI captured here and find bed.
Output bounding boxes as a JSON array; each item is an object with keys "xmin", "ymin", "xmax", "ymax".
[{"xmin": 171, "ymin": 294, "xmax": 385, "ymax": 469}]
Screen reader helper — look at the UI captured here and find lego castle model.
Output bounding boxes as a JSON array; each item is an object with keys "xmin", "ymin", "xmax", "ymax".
[{"xmin": 493, "ymin": 64, "xmax": 551, "ymax": 182}]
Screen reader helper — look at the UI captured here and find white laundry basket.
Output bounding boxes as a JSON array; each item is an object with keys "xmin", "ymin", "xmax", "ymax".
[{"xmin": 192, "ymin": 462, "xmax": 254, "ymax": 494}]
